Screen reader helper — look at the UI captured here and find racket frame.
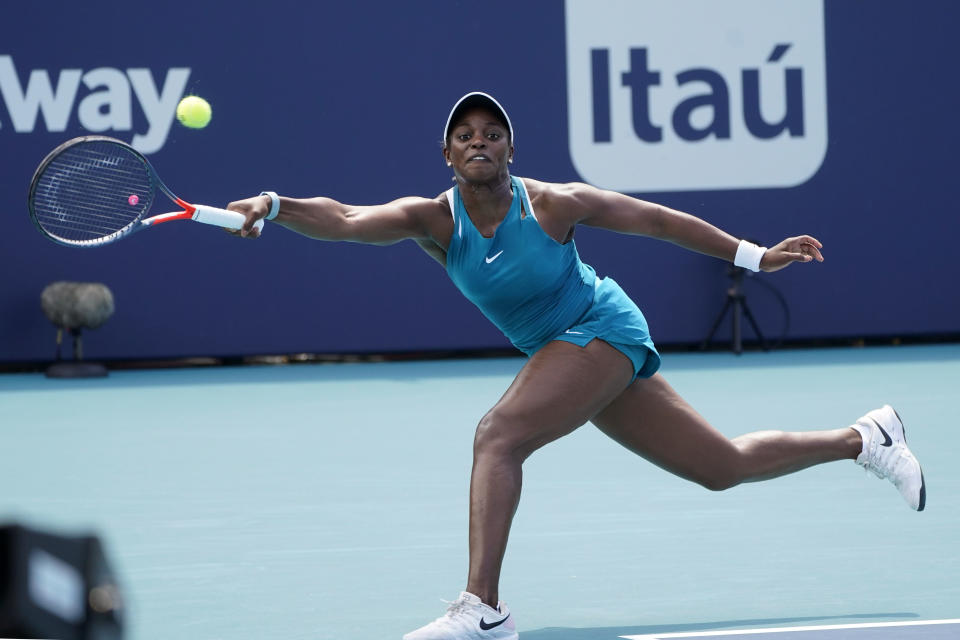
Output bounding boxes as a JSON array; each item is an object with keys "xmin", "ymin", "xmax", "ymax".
[{"xmin": 28, "ymin": 135, "xmax": 261, "ymax": 248}]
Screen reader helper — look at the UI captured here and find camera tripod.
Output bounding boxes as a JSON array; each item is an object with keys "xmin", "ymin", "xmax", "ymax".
[{"xmin": 700, "ymin": 265, "xmax": 769, "ymax": 354}]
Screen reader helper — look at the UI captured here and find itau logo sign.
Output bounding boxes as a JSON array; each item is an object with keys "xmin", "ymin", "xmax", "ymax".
[{"xmin": 565, "ymin": 0, "xmax": 827, "ymax": 192}]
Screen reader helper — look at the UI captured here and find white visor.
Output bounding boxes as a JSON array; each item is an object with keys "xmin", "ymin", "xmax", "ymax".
[{"xmin": 443, "ymin": 92, "xmax": 513, "ymax": 145}]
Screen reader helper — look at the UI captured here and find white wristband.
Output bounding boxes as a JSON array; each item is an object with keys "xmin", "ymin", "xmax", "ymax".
[
  {"xmin": 260, "ymin": 191, "xmax": 280, "ymax": 221},
  {"xmin": 734, "ymin": 239, "xmax": 766, "ymax": 272}
]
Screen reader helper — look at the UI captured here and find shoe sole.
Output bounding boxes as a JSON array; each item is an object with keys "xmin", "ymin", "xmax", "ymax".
[{"xmin": 892, "ymin": 406, "xmax": 926, "ymax": 512}]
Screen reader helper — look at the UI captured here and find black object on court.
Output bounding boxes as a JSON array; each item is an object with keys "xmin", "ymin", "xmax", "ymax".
[
  {"xmin": 701, "ymin": 264, "xmax": 770, "ymax": 355},
  {"xmin": 0, "ymin": 523, "xmax": 123, "ymax": 639},
  {"xmin": 41, "ymin": 281, "xmax": 114, "ymax": 378}
]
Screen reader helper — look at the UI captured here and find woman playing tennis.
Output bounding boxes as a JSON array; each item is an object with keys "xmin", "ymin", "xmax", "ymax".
[{"xmin": 228, "ymin": 92, "xmax": 925, "ymax": 640}]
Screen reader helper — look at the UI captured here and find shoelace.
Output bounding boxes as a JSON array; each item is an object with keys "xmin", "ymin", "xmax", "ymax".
[
  {"xmin": 863, "ymin": 434, "xmax": 909, "ymax": 482},
  {"xmin": 440, "ymin": 596, "xmax": 472, "ymax": 618}
]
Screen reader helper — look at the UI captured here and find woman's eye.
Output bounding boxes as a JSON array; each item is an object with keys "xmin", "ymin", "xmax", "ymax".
[{"xmin": 488, "ymin": 133, "xmax": 500, "ymax": 140}]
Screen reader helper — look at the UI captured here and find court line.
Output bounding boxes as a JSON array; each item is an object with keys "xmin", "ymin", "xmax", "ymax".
[{"xmin": 620, "ymin": 618, "xmax": 960, "ymax": 639}]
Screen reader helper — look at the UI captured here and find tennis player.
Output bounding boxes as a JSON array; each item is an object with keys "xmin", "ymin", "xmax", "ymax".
[{"xmin": 228, "ymin": 92, "xmax": 925, "ymax": 640}]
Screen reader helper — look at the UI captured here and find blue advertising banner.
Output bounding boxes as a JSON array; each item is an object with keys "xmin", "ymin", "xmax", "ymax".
[{"xmin": 1, "ymin": 1, "xmax": 957, "ymax": 362}]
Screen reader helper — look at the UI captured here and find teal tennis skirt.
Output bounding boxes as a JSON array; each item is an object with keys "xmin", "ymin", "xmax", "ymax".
[{"xmin": 535, "ymin": 276, "xmax": 661, "ymax": 380}]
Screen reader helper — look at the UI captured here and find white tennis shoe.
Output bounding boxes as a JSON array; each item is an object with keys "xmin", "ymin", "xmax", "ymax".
[
  {"xmin": 854, "ymin": 405, "xmax": 926, "ymax": 511},
  {"xmin": 403, "ymin": 591, "xmax": 518, "ymax": 640}
]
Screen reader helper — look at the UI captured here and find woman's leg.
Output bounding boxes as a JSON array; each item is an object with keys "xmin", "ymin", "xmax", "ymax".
[
  {"xmin": 466, "ymin": 339, "xmax": 634, "ymax": 606},
  {"xmin": 590, "ymin": 372, "xmax": 862, "ymax": 491}
]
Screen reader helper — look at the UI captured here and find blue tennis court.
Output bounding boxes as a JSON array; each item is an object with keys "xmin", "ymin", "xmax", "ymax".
[{"xmin": 1, "ymin": 344, "xmax": 957, "ymax": 639}]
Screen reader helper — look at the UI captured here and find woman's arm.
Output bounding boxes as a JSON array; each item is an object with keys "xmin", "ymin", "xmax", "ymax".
[
  {"xmin": 549, "ymin": 182, "xmax": 823, "ymax": 272},
  {"xmin": 227, "ymin": 193, "xmax": 450, "ymax": 246}
]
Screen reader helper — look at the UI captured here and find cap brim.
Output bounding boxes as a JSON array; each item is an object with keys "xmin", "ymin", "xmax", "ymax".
[{"xmin": 443, "ymin": 92, "xmax": 513, "ymax": 145}]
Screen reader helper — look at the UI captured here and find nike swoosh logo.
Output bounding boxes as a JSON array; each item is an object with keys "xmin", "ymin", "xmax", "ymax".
[
  {"xmin": 485, "ymin": 250, "xmax": 504, "ymax": 264},
  {"xmin": 479, "ymin": 613, "xmax": 510, "ymax": 630},
  {"xmin": 868, "ymin": 417, "xmax": 893, "ymax": 447},
  {"xmin": 565, "ymin": 330, "xmax": 584, "ymax": 334}
]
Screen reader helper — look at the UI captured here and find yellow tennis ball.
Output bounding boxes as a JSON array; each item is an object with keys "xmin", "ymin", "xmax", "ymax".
[{"xmin": 176, "ymin": 96, "xmax": 212, "ymax": 129}]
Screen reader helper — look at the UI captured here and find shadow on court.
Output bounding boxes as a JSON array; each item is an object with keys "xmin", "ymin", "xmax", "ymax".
[
  {"xmin": 3, "ymin": 344, "xmax": 956, "ymax": 392},
  {"xmin": 663, "ymin": 344, "xmax": 960, "ymax": 372},
  {"xmin": 0, "ymin": 356, "xmax": 527, "ymax": 392},
  {"xmin": 521, "ymin": 612, "xmax": 919, "ymax": 639}
]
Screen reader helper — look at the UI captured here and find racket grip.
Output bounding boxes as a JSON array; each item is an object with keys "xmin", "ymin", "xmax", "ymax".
[{"xmin": 192, "ymin": 205, "xmax": 266, "ymax": 233}]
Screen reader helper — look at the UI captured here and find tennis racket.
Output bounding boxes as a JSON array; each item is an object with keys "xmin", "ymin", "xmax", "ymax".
[{"xmin": 28, "ymin": 135, "xmax": 263, "ymax": 248}]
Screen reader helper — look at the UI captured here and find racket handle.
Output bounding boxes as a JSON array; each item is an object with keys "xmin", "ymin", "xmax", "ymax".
[{"xmin": 193, "ymin": 205, "xmax": 265, "ymax": 233}]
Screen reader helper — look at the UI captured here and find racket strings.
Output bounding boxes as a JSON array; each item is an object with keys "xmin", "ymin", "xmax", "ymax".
[
  {"xmin": 37, "ymin": 175, "xmax": 144, "ymax": 232},
  {"xmin": 34, "ymin": 174, "xmax": 151, "ymax": 237},
  {"xmin": 31, "ymin": 141, "xmax": 155, "ymax": 243}
]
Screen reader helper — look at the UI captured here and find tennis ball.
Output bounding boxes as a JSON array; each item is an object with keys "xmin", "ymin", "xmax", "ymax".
[{"xmin": 176, "ymin": 95, "xmax": 212, "ymax": 129}]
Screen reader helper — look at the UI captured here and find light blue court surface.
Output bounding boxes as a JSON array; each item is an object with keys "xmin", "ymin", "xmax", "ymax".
[{"xmin": 1, "ymin": 345, "xmax": 958, "ymax": 640}]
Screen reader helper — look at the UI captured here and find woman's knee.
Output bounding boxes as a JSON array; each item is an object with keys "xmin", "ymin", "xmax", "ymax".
[
  {"xmin": 473, "ymin": 408, "xmax": 531, "ymax": 462},
  {"xmin": 694, "ymin": 447, "xmax": 750, "ymax": 491},
  {"xmin": 697, "ymin": 469, "xmax": 741, "ymax": 492}
]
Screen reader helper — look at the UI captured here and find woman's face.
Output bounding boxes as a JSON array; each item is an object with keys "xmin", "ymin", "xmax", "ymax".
[{"xmin": 444, "ymin": 106, "xmax": 513, "ymax": 183}]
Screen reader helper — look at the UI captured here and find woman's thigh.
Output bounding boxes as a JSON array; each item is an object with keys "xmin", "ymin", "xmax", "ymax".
[
  {"xmin": 479, "ymin": 339, "xmax": 634, "ymax": 459},
  {"xmin": 590, "ymin": 373, "xmax": 742, "ymax": 487}
]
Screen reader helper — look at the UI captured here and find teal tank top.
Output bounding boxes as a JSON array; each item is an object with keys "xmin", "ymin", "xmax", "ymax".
[{"xmin": 445, "ymin": 176, "xmax": 596, "ymax": 354}]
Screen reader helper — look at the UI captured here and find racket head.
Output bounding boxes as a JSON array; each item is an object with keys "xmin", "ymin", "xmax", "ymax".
[{"xmin": 28, "ymin": 136, "xmax": 160, "ymax": 247}]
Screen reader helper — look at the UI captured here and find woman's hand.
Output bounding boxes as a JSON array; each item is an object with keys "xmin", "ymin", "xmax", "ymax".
[
  {"xmin": 224, "ymin": 194, "xmax": 273, "ymax": 238},
  {"xmin": 760, "ymin": 235, "xmax": 824, "ymax": 272}
]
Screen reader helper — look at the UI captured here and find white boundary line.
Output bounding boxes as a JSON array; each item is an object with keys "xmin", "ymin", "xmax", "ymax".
[{"xmin": 620, "ymin": 618, "xmax": 960, "ymax": 639}]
